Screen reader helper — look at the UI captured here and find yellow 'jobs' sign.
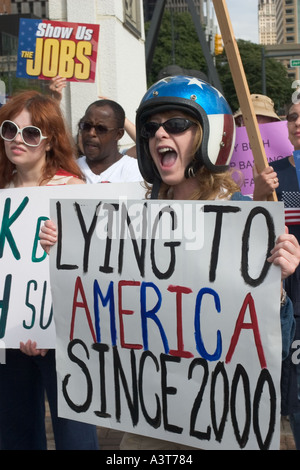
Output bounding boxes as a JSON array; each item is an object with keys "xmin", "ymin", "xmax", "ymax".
[{"xmin": 17, "ymin": 19, "xmax": 100, "ymax": 82}]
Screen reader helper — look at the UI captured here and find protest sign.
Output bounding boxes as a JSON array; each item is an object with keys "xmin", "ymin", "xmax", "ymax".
[
  {"xmin": 16, "ymin": 18, "xmax": 99, "ymax": 82},
  {"xmin": 50, "ymin": 197, "xmax": 284, "ymax": 450},
  {"xmin": 231, "ymin": 121, "xmax": 293, "ymax": 195},
  {"xmin": 0, "ymin": 183, "xmax": 144, "ymax": 348}
]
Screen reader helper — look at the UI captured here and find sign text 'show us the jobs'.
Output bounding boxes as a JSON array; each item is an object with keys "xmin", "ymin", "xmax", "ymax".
[{"xmin": 17, "ymin": 19, "xmax": 100, "ymax": 82}]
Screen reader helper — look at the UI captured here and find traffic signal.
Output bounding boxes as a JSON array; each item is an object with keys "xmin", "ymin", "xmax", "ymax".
[{"xmin": 214, "ymin": 34, "xmax": 223, "ymax": 56}]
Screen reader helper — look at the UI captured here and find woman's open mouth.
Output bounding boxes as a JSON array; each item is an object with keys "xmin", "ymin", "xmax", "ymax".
[{"xmin": 158, "ymin": 147, "xmax": 177, "ymax": 168}]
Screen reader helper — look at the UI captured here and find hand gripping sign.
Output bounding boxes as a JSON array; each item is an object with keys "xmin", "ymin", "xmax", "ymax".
[{"xmin": 17, "ymin": 19, "xmax": 100, "ymax": 82}]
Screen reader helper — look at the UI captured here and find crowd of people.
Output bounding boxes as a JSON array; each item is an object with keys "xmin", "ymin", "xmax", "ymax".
[
  {"xmin": 252, "ymin": 99, "xmax": 300, "ymax": 450},
  {"xmin": 1, "ymin": 74, "xmax": 300, "ymax": 450}
]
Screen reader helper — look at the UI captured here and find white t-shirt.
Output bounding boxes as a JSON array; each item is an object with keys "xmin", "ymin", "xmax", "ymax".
[{"xmin": 77, "ymin": 154, "xmax": 143, "ymax": 184}]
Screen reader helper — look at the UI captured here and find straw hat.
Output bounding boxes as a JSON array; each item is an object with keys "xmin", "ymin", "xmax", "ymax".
[{"xmin": 234, "ymin": 94, "xmax": 280, "ymax": 121}]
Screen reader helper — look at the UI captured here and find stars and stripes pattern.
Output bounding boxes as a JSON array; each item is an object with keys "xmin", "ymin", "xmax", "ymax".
[
  {"xmin": 156, "ymin": 76, "xmax": 232, "ymax": 115},
  {"xmin": 282, "ymin": 191, "xmax": 300, "ymax": 225}
]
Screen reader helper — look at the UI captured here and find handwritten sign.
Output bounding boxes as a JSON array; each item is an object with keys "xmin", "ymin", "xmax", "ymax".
[
  {"xmin": 0, "ymin": 183, "xmax": 144, "ymax": 348},
  {"xmin": 50, "ymin": 197, "xmax": 284, "ymax": 450},
  {"xmin": 17, "ymin": 18, "xmax": 100, "ymax": 82},
  {"xmin": 231, "ymin": 121, "xmax": 293, "ymax": 195}
]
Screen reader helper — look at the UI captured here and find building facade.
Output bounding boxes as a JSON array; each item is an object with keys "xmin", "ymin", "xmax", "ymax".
[
  {"xmin": 275, "ymin": 0, "xmax": 299, "ymax": 43},
  {"xmin": 0, "ymin": 0, "xmax": 147, "ymax": 136},
  {"xmin": 260, "ymin": 1, "xmax": 300, "ymax": 80},
  {"xmin": 0, "ymin": 0, "xmax": 48, "ymax": 17},
  {"xmin": 258, "ymin": 0, "xmax": 277, "ymax": 45},
  {"xmin": 0, "ymin": 0, "xmax": 11, "ymax": 13},
  {"xmin": 275, "ymin": 0, "xmax": 300, "ymax": 79},
  {"xmin": 143, "ymin": 0, "xmax": 204, "ymax": 22}
]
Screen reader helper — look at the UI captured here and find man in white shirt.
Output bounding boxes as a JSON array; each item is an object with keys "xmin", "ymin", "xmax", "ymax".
[{"xmin": 77, "ymin": 99, "xmax": 143, "ymax": 184}]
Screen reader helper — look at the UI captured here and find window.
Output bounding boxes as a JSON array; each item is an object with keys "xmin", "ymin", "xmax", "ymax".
[{"xmin": 123, "ymin": 0, "xmax": 142, "ymax": 38}]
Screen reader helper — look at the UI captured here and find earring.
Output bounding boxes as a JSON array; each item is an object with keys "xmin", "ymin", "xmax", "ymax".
[{"xmin": 187, "ymin": 166, "xmax": 196, "ymax": 178}]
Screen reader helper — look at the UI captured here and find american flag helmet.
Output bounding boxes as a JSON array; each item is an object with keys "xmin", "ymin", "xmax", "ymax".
[{"xmin": 136, "ymin": 75, "xmax": 236, "ymax": 185}]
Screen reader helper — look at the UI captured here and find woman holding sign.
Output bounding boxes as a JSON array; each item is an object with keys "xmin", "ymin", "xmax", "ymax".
[
  {"xmin": 119, "ymin": 76, "xmax": 299, "ymax": 450},
  {"xmin": 0, "ymin": 90, "xmax": 99, "ymax": 450},
  {"xmin": 40, "ymin": 76, "xmax": 300, "ymax": 450},
  {"xmin": 134, "ymin": 75, "xmax": 299, "ymax": 274}
]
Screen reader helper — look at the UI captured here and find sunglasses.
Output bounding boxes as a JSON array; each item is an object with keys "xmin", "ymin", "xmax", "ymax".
[
  {"xmin": 0, "ymin": 120, "xmax": 47, "ymax": 147},
  {"xmin": 141, "ymin": 118, "xmax": 196, "ymax": 139},
  {"xmin": 287, "ymin": 113, "xmax": 300, "ymax": 123},
  {"xmin": 79, "ymin": 121, "xmax": 120, "ymax": 135}
]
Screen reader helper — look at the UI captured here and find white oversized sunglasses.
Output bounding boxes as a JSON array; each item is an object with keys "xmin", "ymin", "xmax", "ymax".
[{"xmin": 0, "ymin": 120, "xmax": 47, "ymax": 147}]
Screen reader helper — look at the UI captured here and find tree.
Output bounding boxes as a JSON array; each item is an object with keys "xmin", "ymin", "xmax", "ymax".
[
  {"xmin": 216, "ymin": 40, "xmax": 293, "ymax": 113},
  {"xmin": 0, "ymin": 75, "xmax": 46, "ymax": 98},
  {"xmin": 146, "ymin": 11, "xmax": 207, "ymax": 85},
  {"xmin": 146, "ymin": 11, "xmax": 293, "ymax": 112}
]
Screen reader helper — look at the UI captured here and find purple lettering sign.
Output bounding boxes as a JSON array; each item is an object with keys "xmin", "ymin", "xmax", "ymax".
[{"xmin": 231, "ymin": 121, "xmax": 293, "ymax": 195}]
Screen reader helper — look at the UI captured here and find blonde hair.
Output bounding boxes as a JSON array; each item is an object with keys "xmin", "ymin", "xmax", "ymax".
[{"xmin": 145, "ymin": 168, "xmax": 241, "ymax": 200}]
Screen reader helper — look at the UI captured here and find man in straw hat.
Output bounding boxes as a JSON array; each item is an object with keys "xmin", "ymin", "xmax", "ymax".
[{"xmin": 234, "ymin": 93, "xmax": 281, "ymax": 127}]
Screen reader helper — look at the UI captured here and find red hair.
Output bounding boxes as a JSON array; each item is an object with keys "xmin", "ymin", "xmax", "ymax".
[{"xmin": 0, "ymin": 90, "xmax": 83, "ymax": 187}]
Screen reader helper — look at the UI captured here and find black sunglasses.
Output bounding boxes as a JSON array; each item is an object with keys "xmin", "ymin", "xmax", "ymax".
[
  {"xmin": 287, "ymin": 112, "xmax": 300, "ymax": 123},
  {"xmin": 141, "ymin": 118, "xmax": 195, "ymax": 139},
  {"xmin": 79, "ymin": 121, "xmax": 120, "ymax": 135}
]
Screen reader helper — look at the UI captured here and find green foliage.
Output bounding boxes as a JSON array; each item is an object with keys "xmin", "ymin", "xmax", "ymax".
[
  {"xmin": 0, "ymin": 74, "xmax": 46, "ymax": 97},
  {"xmin": 146, "ymin": 11, "xmax": 293, "ymax": 111},
  {"xmin": 216, "ymin": 40, "xmax": 293, "ymax": 113},
  {"xmin": 146, "ymin": 11, "xmax": 207, "ymax": 85}
]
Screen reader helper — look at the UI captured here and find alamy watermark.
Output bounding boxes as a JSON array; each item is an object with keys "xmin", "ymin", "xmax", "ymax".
[{"xmin": 95, "ymin": 199, "xmax": 205, "ymax": 251}]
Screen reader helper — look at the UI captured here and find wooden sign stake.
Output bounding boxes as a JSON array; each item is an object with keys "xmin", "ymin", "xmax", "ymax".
[{"xmin": 212, "ymin": 0, "xmax": 277, "ymax": 201}]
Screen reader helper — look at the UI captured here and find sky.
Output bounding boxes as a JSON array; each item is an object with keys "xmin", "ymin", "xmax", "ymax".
[{"xmin": 220, "ymin": 0, "xmax": 259, "ymax": 44}]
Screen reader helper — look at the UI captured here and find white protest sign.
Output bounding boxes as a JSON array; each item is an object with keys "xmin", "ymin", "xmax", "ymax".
[
  {"xmin": 50, "ymin": 197, "xmax": 284, "ymax": 450},
  {"xmin": 0, "ymin": 183, "xmax": 144, "ymax": 348}
]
